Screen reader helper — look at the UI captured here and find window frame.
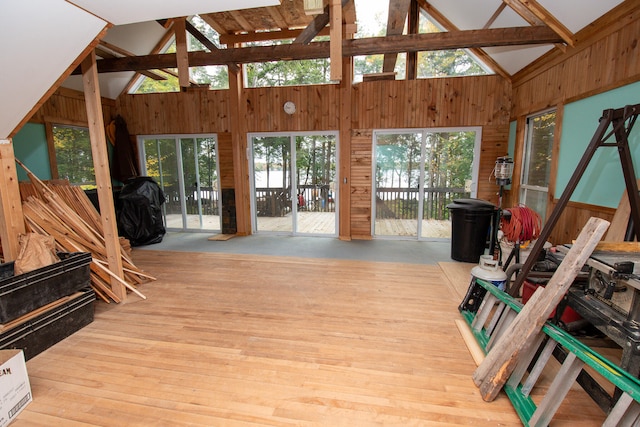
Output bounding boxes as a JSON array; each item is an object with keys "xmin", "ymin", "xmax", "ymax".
[
  {"xmin": 519, "ymin": 108, "xmax": 557, "ymax": 221},
  {"xmin": 44, "ymin": 117, "xmax": 94, "ymax": 184}
]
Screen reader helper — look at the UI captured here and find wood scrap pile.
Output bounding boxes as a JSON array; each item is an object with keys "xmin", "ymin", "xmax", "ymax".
[{"xmin": 17, "ymin": 165, "xmax": 153, "ymax": 303}]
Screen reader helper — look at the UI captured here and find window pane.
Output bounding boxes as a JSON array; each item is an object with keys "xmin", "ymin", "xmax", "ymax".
[
  {"xmin": 52, "ymin": 125, "xmax": 95, "ymax": 187},
  {"xmin": 522, "ymin": 188, "xmax": 548, "ymax": 223},
  {"xmin": 523, "ymin": 111, "xmax": 555, "ymax": 187}
]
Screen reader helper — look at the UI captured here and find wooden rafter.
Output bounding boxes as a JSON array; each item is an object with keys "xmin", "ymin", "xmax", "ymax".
[
  {"xmin": 502, "ymin": 0, "xmax": 574, "ymax": 47},
  {"xmin": 501, "ymin": 0, "xmax": 543, "ymax": 25},
  {"xmin": 382, "ymin": 0, "xmax": 411, "ymax": 73},
  {"xmin": 417, "ymin": 0, "xmax": 511, "ymax": 80},
  {"xmin": 484, "ymin": 3, "xmax": 507, "ymax": 29},
  {"xmin": 87, "ymin": 26, "xmax": 563, "ymax": 73},
  {"xmin": 185, "ymin": 20, "xmax": 239, "ymax": 72},
  {"xmin": 200, "ymin": 14, "xmax": 228, "ymax": 36},
  {"xmin": 512, "ymin": 0, "xmax": 574, "ymax": 46},
  {"xmin": 294, "ymin": 0, "xmax": 351, "ymax": 45},
  {"xmin": 229, "ymin": 10, "xmax": 254, "ymax": 33}
]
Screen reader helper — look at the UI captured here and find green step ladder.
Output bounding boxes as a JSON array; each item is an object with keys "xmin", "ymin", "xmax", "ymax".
[{"xmin": 460, "ymin": 278, "xmax": 640, "ymax": 426}]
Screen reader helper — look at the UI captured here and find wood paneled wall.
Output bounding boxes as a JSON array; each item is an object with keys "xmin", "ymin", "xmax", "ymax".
[
  {"xmin": 512, "ymin": 2, "xmax": 640, "ymax": 117},
  {"xmin": 353, "ymin": 76, "xmax": 510, "ymax": 129},
  {"xmin": 350, "ymin": 130, "xmax": 373, "ymax": 239},
  {"xmin": 244, "ymin": 85, "xmax": 340, "ymax": 132},
  {"xmin": 116, "ymin": 88, "xmax": 231, "ymax": 135},
  {"xmin": 217, "ymin": 132, "xmax": 235, "ymax": 190},
  {"xmin": 510, "ymin": 2, "xmax": 640, "ymax": 244},
  {"xmin": 349, "ymin": 76, "xmax": 512, "ymax": 236},
  {"xmin": 28, "ymin": 87, "xmax": 115, "ymax": 125},
  {"xmin": 114, "ymin": 75, "xmax": 511, "ymax": 239}
]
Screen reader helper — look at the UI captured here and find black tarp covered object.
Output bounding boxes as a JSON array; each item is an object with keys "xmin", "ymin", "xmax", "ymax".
[{"xmin": 117, "ymin": 177, "xmax": 166, "ymax": 246}]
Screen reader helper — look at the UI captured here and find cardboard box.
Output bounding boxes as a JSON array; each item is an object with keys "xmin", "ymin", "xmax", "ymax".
[{"xmin": 0, "ymin": 350, "xmax": 31, "ymax": 426}]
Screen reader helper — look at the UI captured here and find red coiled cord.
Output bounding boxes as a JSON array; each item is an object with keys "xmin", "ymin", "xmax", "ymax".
[{"xmin": 500, "ymin": 205, "xmax": 542, "ymax": 242}]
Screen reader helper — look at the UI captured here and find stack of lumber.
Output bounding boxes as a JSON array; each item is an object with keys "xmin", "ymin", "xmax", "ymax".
[{"xmin": 18, "ymin": 174, "xmax": 153, "ymax": 303}]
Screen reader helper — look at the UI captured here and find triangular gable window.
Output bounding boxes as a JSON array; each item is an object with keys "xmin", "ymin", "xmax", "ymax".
[
  {"xmin": 129, "ymin": 16, "xmax": 229, "ymax": 94},
  {"xmin": 416, "ymin": 12, "xmax": 491, "ymax": 78}
]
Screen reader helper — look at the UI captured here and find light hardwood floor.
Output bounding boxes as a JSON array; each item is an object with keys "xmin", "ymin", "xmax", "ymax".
[{"xmin": 15, "ymin": 250, "xmax": 606, "ymax": 426}]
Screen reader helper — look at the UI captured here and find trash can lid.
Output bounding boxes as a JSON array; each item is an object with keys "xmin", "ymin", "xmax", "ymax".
[{"xmin": 446, "ymin": 198, "xmax": 496, "ymax": 211}]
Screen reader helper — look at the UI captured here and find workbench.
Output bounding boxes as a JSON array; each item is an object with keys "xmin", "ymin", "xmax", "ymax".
[{"xmin": 558, "ymin": 245, "xmax": 640, "ymax": 377}]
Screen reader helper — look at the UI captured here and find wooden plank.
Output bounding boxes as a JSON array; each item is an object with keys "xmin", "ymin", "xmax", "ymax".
[
  {"xmin": 473, "ymin": 217, "xmax": 610, "ymax": 401},
  {"xmin": 0, "ymin": 140, "xmax": 26, "ymax": 261},
  {"xmin": 81, "ymin": 51, "xmax": 126, "ymax": 301},
  {"xmin": 604, "ymin": 179, "xmax": 640, "ymax": 242}
]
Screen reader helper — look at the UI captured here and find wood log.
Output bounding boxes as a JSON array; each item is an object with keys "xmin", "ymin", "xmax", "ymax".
[{"xmin": 472, "ymin": 217, "xmax": 610, "ymax": 401}]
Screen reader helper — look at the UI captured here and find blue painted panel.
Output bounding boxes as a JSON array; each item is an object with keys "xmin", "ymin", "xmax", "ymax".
[{"xmin": 555, "ymin": 82, "xmax": 640, "ymax": 208}]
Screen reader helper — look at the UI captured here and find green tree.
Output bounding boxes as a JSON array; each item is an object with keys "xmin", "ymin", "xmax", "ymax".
[{"xmin": 53, "ymin": 125, "xmax": 95, "ymax": 187}]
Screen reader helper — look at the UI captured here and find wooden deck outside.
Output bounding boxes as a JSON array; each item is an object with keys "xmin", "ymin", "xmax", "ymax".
[
  {"xmin": 166, "ymin": 213, "xmax": 452, "ymax": 238},
  {"xmin": 15, "ymin": 250, "xmax": 607, "ymax": 425}
]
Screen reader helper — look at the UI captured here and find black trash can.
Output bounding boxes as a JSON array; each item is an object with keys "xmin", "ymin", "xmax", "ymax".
[{"xmin": 446, "ymin": 198, "xmax": 497, "ymax": 263}]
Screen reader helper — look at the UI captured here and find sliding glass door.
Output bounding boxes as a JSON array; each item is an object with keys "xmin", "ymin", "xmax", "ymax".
[
  {"xmin": 250, "ymin": 133, "xmax": 338, "ymax": 236},
  {"xmin": 138, "ymin": 135, "xmax": 220, "ymax": 231},
  {"xmin": 373, "ymin": 128, "xmax": 480, "ymax": 240}
]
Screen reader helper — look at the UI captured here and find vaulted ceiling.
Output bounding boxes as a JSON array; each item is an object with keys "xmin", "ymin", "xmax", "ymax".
[
  {"xmin": 0, "ymin": 0, "xmax": 628, "ymax": 138},
  {"xmin": 61, "ymin": 0, "xmax": 625, "ymax": 99}
]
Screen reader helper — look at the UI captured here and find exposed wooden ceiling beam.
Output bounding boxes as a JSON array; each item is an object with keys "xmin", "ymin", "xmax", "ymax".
[
  {"xmin": 86, "ymin": 26, "xmax": 563, "ymax": 74},
  {"xmin": 185, "ymin": 20, "xmax": 239, "ymax": 72},
  {"xmin": 512, "ymin": 0, "xmax": 575, "ymax": 46},
  {"xmin": 382, "ymin": 0, "xmax": 411, "ymax": 73},
  {"xmin": 219, "ymin": 27, "xmax": 330, "ymax": 45},
  {"xmin": 96, "ymin": 45, "xmax": 166, "ymax": 81},
  {"xmin": 418, "ymin": 0, "xmax": 511, "ymax": 80},
  {"xmin": 294, "ymin": 0, "xmax": 351, "ymax": 44}
]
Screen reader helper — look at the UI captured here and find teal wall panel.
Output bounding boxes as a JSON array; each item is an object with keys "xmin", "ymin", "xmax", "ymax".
[
  {"xmin": 555, "ymin": 82, "xmax": 640, "ymax": 208},
  {"xmin": 12, "ymin": 123, "xmax": 52, "ymax": 182}
]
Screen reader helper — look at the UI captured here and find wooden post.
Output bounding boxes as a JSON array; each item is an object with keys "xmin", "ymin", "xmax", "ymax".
[
  {"xmin": 81, "ymin": 51, "xmax": 126, "ymax": 301},
  {"xmin": 0, "ymin": 139, "xmax": 25, "ymax": 261},
  {"xmin": 174, "ymin": 18, "xmax": 190, "ymax": 89},
  {"xmin": 329, "ymin": 0, "xmax": 342, "ymax": 81},
  {"xmin": 473, "ymin": 217, "xmax": 610, "ymax": 401},
  {"xmin": 338, "ymin": 37, "xmax": 352, "ymax": 239},
  {"xmin": 229, "ymin": 65, "xmax": 251, "ymax": 235}
]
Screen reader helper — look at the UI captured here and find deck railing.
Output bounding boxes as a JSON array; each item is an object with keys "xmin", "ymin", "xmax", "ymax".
[
  {"xmin": 376, "ymin": 187, "xmax": 469, "ymax": 220},
  {"xmin": 162, "ymin": 185, "xmax": 467, "ymax": 220},
  {"xmin": 163, "ymin": 186, "xmax": 220, "ymax": 216}
]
